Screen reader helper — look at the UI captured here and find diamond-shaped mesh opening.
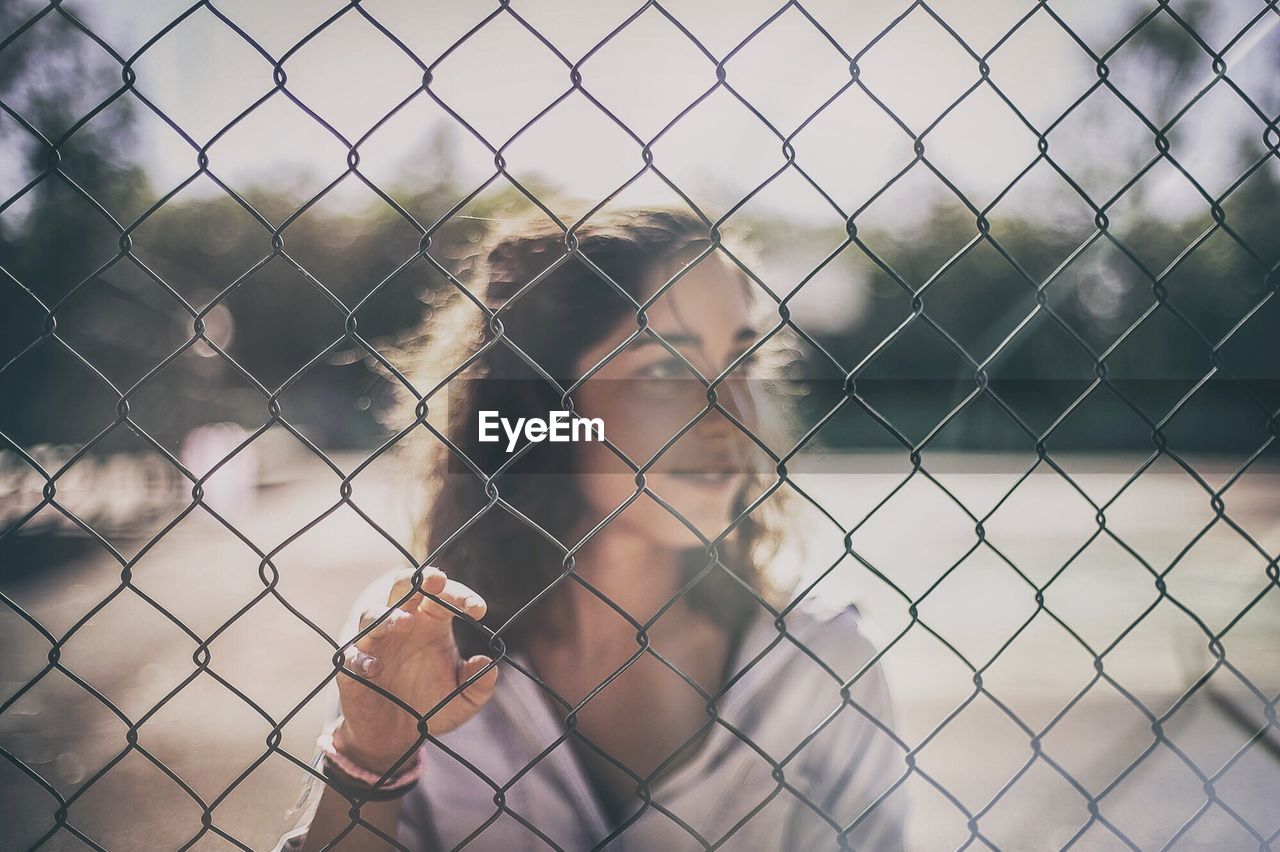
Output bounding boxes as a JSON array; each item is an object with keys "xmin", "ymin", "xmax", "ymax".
[
  {"xmin": 915, "ymin": 694, "xmax": 1035, "ymax": 814},
  {"xmin": 855, "ymin": 6, "xmax": 978, "ymax": 134},
  {"xmin": 427, "ymin": 11, "xmax": 569, "ymax": 147},
  {"xmin": 276, "ymin": 8, "xmax": 425, "ymax": 142},
  {"xmin": 3, "ymin": 2, "xmax": 1278, "ymax": 850},
  {"xmin": 720, "ymin": 6, "xmax": 850, "ymax": 135},
  {"xmin": 925, "ymin": 83, "xmax": 1043, "ymax": 211},
  {"xmin": 500, "ymin": 91, "xmax": 641, "ymax": 205},
  {"xmin": 127, "ymin": 6, "xmax": 275, "ymax": 145},
  {"xmin": 574, "ymin": 6, "xmax": 715, "ymax": 143},
  {"xmin": 203, "ymin": 94, "xmax": 354, "ymax": 225},
  {"xmin": 647, "ymin": 85, "xmax": 785, "ymax": 221},
  {"xmin": 985, "ymin": 8, "xmax": 1100, "ymax": 132},
  {"xmin": 1048, "ymin": 85, "xmax": 1157, "ymax": 207},
  {"xmin": 1105, "ymin": 8, "xmax": 1216, "ymax": 131}
]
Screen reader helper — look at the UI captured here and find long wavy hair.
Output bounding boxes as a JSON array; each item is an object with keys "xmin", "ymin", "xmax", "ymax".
[{"xmin": 381, "ymin": 206, "xmax": 800, "ymax": 660}]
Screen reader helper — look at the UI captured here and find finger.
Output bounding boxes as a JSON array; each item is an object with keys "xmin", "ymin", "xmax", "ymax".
[
  {"xmin": 386, "ymin": 565, "xmax": 448, "ymax": 611},
  {"xmin": 340, "ymin": 645, "xmax": 383, "ymax": 679},
  {"xmin": 456, "ymin": 654, "xmax": 500, "ymax": 707},
  {"xmin": 355, "ymin": 607, "xmax": 413, "ymax": 648},
  {"xmin": 418, "ymin": 578, "xmax": 487, "ymax": 621}
]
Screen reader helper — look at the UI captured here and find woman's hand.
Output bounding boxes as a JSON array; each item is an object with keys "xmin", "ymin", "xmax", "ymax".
[{"xmin": 331, "ymin": 566, "xmax": 499, "ymax": 776}]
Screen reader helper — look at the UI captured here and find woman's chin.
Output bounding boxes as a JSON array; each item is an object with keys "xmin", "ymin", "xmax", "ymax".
[{"xmin": 625, "ymin": 500, "xmax": 731, "ymax": 545}]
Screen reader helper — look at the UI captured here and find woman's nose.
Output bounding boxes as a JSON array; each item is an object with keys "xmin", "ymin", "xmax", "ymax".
[
  {"xmin": 687, "ymin": 352, "xmax": 756, "ymax": 431},
  {"xmin": 719, "ymin": 373, "xmax": 755, "ymax": 425},
  {"xmin": 698, "ymin": 375, "xmax": 755, "ymax": 448}
]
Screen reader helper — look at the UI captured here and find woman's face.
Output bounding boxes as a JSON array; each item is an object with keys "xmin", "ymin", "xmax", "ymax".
[{"xmin": 569, "ymin": 250, "xmax": 763, "ymax": 547}]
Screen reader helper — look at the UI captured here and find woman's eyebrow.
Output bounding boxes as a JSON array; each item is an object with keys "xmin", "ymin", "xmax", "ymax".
[
  {"xmin": 629, "ymin": 326, "xmax": 755, "ymax": 350},
  {"xmin": 629, "ymin": 333, "xmax": 700, "ymax": 350}
]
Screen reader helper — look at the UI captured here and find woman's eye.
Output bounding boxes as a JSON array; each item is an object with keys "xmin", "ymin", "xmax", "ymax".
[{"xmin": 640, "ymin": 360, "xmax": 688, "ymax": 380}]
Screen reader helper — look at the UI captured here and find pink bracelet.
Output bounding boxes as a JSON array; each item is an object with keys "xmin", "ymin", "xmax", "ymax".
[{"xmin": 317, "ymin": 716, "xmax": 424, "ymax": 790}]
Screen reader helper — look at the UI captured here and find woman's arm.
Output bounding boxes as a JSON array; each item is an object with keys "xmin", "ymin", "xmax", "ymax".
[
  {"xmin": 292, "ymin": 786, "xmax": 409, "ymax": 852},
  {"xmin": 272, "ymin": 722, "xmax": 441, "ymax": 852},
  {"xmin": 272, "ymin": 566, "xmax": 497, "ymax": 852}
]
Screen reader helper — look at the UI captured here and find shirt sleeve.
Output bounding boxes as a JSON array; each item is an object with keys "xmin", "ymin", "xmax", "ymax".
[
  {"xmin": 268, "ymin": 694, "xmax": 342, "ymax": 852},
  {"xmin": 782, "ymin": 605, "xmax": 909, "ymax": 851}
]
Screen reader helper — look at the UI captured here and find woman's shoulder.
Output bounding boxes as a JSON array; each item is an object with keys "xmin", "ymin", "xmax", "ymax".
[
  {"xmin": 730, "ymin": 595, "xmax": 899, "ymax": 782},
  {"xmin": 781, "ymin": 593, "xmax": 875, "ymax": 648},
  {"xmin": 751, "ymin": 594, "xmax": 887, "ymax": 692},
  {"xmin": 785, "ymin": 592, "xmax": 864, "ymax": 629}
]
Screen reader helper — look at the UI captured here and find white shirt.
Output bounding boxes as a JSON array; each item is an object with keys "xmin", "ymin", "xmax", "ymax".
[{"xmin": 274, "ymin": 591, "xmax": 907, "ymax": 851}]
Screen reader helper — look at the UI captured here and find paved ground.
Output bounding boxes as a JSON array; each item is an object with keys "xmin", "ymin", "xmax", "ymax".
[{"xmin": 2, "ymin": 445, "xmax": 1277, "ymax": 851}]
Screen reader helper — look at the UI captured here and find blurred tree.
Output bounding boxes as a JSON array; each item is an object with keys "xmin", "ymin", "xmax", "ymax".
[{"xmin": 1, "ymin": 3, "xmax": 151, "ymax": 448}]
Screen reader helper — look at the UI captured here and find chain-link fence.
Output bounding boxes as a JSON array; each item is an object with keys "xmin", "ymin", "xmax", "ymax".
[{"xmin": 2, "ymin": 0, "xmax": 1279, "ymax": 849}]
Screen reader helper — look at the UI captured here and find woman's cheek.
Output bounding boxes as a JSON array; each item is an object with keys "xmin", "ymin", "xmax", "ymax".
[
  {"xmin": 603, "ymin": 413, "xmax": 676, "ymax": 470},
  {"xmin": 573, "ymin": 470, "xmax": 692, "ymax": 544}
]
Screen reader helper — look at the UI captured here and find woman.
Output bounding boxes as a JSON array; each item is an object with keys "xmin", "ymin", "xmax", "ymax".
[{"xmin": 273, "ymin": 207, "xmax": 907, "ymax": 850}]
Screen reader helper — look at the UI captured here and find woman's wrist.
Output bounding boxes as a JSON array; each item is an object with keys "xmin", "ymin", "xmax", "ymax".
[
  {"xmin": 327, "ymin": 716, "xmax": 422, "ymax": 779},
  {"xmin": 319, "ymin": 757, "xmax": 419, "ymax": 801}
]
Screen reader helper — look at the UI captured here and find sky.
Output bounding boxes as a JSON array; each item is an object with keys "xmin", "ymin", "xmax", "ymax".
[{"xmin": 9, "ymin": 0, "xmax": 1276, "ymax": 230}]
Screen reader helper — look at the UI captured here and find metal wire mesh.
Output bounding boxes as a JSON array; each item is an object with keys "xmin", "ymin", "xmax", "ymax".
[{"xmin": 2, "ymin": 0, "xmax": 1279, "ymax": 850}]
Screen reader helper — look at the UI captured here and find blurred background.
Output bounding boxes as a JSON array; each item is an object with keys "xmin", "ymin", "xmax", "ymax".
[{"xmin": 1, "ymin": 0, "xmax": 1278, "ymax": 849}]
